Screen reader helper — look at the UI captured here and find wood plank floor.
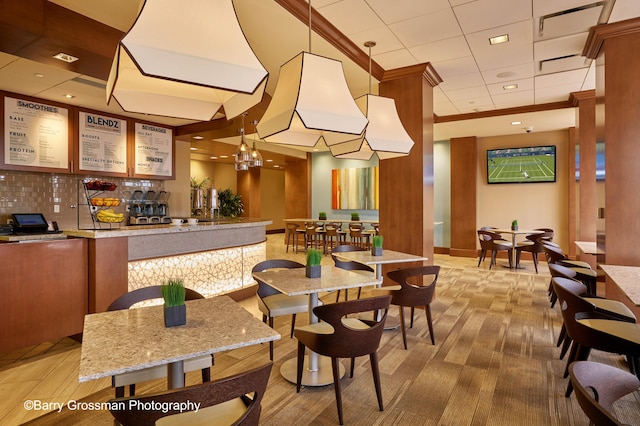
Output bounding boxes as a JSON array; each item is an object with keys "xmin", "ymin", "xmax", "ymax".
[{"xmin": 1, "ymin": 236, "xmax": 639, "ymax": 425}]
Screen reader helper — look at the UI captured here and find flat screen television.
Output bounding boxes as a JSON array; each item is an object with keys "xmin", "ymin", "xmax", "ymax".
[{"xmin": 487, "ymin": 145, "xmax": 556, "ymax": 184}]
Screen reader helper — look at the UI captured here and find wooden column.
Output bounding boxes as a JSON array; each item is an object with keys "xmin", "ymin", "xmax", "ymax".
[
  {"xmin": 237, "ymin": 167, "xmax": 261, "ymax": 218},
  {"xmin": 378, "ymin": 64, "xmax": 440, "ymax": 279},
  {"xmin": 584, "ymin": 18, "xmax": 640, "ymax": 266},
  {"xmin": 285, "ymin": 155, "xmax": 311, "ymax": 219},
  {"xmin": 449, "ymin": 136, "xmax": 478, "ymax": 257}
]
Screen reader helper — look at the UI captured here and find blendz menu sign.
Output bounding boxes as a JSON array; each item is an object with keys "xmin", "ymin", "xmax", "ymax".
[
  {"xmin": 4, "ymin": 97, "xmax": 68, "ymax": 169},
  {"xmin": 134, "ymin": 123, "xmax": 172, "ymax": 177},
  {"xmin": 79, "ymin": 112, "xmax": 127, "ymax": 173}
]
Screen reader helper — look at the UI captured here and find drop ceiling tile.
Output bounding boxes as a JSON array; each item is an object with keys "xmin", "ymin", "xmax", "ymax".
[
  {"xmin": 487, "ymin": 77, "xmax": 534, "ymax": 95},
  {"xmin": 349, "ymin": 26, "xmax": 405, "ymax": 55},
  {"xmin": 366, "ymin": 0, "xmax": 450, "ymax": 24},
  {"xmin": 534, "ymin": 32, "xmax": 589, "ymax": 62},
  {"xmin": 453, "ymin": 0, "xmax": 531, "ymax": 34},
  {"xmin": 455, "ymin": 97, "xmax": 496, "ymax": 113},
  {"xmin": 535, "ymin": 68, "xmax": 589, "ymax": 88},
  {"xmin": 466, "ymin": 20, "xmax": 533, "ymax": 70},
  {"xmin": 388, "ymin": 8, "xmax": 462, "ymax": 48},
  {"xmin": 533, "ymin": 0, "xmax": 602, "ymax": 18},
  {"xmin": 609, "ymin": 0, "xmax": 640, "ymax": 22},
  {"xmin": 581, "ymin": 63, "xmax": 596, "ymax": 91},
  {"xmin": 431, "ymin": 56, "xmax": 479, "ymax": 79},
  {"xmin": 0, "ymin": 58, "xmax": 79, "ymax": 96},
  {"xmin": 535, "ymin": 81, "xmax": 582, "ymax": 103},
  {"xmin": 446, "ymin": 84, "xmax": 491, "ymax": 101},
  {"xmin": 492, "ymin": 89, "xmax": 535, "ymax": 108},
  {"xmin": 433, "ymin": 86, "xmax": 449, "ymax": 103},
  {"xmin": 439, "ymin": 72, "xmax": 486, "ymax": 91},
  {"xmin": 373, "ymin": 49, "xmax": 418, "ymax": 70},
  {"xmin": 433, "ymin": 102, "xmax": 461, "ymax": 116},
  {"xmin": 408, "ymin": 36, "xmax": 472, "ymax": 64},
  {"xmin": 0, "ymin": 51, "xmax": 19, "ymax": 68},
  {"xmin": 317, "ymin": 0, "xmax": 384, "ymax": 35},
  {"xmin": 481, "ymin": 62, "xmax": 535, "ymax": 84}
]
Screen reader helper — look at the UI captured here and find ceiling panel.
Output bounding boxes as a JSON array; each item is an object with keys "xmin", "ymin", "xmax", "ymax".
[
  {"xmin": 609, "ymin": 0, "xmax": 640, "ymax": 22},
  {"xmin": 534, "ymin": 32, "xmax": 589, "ymax": 62},
  {"xmin": 317, "ymin": 0, "xmax": 384, "ymax": 35},
  {"xmin": 481, "ymin": 62, "xmax": 535, "ymax": 84},
  {"xmin": 453, "ymin": 0, "xmax": 532, "ymax": 34},
  {"xmin": 431, "ymin": 56, "xmax": 479, "ymax": 79},
  {"xmin": 491, "ymin": 89, "xmax": 535, "ymax": 108},
  {"xmin": 438, "ymin": 72, "xmax": 486, "ymax": 91},
  {"xmin": 487, "ymin": 77, "xmax": 534, "ymax": 95},
  {"xmin": 388, "ymin": 8, "xmax": 462, "ymax": 48},
  {"xmin": 466, "ymin": 20, "xmax": 534, "ymax": 71},
  {"xmin": 535, "ymin": 68, "xmax": 590, "ymax": 88},
  {"xmin": 366, "ymin": 0, "xmax": 451, "ymax": 24},
  {"xmin": 408, "ymin": 36, "xmax": 473, "ymax": 64}
]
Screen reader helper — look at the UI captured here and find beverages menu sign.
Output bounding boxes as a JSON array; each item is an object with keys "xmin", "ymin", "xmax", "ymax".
[
  {"xmin": 134, "ymin": 122, "xmax": 172, "ymax": 176},
  {"xmin": 79, "ymin": 112, "xmax": 127, "ymax": 173},
  {"xmin": 4, "ymin": 97, "xmax": 68, "ymax": 169}
]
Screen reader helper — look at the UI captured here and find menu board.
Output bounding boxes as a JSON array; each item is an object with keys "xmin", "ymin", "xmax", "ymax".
[
  {"xmin": 79, "ymin": 112, "xmax": 127, "ymax": 173},
  {"xmin": 4, "ymin": 97, "xmax": 69, "ymax": 169},
  {"xmin": 134, "ymin": 122, "xmax": 173, "ymax": 177}
]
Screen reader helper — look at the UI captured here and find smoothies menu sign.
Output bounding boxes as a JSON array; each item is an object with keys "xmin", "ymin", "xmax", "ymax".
[
  {"xmin": 134, "ymin": 122, "xmax": 172, "ymax": 176},
  {"xmin": 79, "ymin": 112, "xmax": 127, "ymax": 173},
  {"xmin": 4, "ymin": 97, "xmax": 68, "ymax": 169}
]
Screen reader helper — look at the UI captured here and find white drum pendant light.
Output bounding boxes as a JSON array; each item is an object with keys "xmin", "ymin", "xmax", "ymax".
[
  {"xmin": 256, "ymin": 1, "xmax": 367, "ymax": 147},
  {"xmin": 106, "ymin": 0, "xmax": 268, "ymax": 121},
  {"xmin": 329, "ymin": 41, "xmax": 414, "ymax": 160}
]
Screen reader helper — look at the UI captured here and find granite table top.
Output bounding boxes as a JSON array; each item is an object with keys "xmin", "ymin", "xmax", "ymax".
[
  {"xmin": 600, "ymin": 264, "xmax": 640, "ymax": 306},
  {"xmin": 334, "ymin": 249, "xmax": 428, "ymax": 267},
  {"xmin": 252, "ymin": 265, "xmax": 381, "ymax": 296},
  {"xmin": 79, "ymin": 296, "xmax": 280, "ymax": 382}
]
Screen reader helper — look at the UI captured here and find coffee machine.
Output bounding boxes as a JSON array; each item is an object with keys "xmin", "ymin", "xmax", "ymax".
[{"xmin": 128, "ymin": 189, "xmax": 171, "ymax": 225}]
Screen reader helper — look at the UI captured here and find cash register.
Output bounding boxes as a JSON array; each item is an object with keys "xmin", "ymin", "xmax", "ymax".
[{"xmin": 10, "ymin": 213, "xmax": 62, "ymax": 236}]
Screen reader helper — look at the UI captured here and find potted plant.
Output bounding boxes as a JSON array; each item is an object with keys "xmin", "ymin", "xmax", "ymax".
[
  {"xmin": 318, "ymin": 212, "xmax": 327, "ymax": 221},
  {"xmin": 217, "ymin": 188, "xmax": 244, "ymax": 218},
  {"xmin": 371, "ymin": 235, "xmax": 384, "ymax": 256},
  {"xmin": 305, "ymin": 248, "xmax": 322, "ymax": 278},
  {"xmin": 161, "ymin": 279, "xmax": 187, "ymax": 327},
  {"xmin": 350, "ymin": 212, "xmax": 360, "ymax": 221},
  {"xmin": 511, "ymin": 219, "xmax": 518, "ymax": 231}
]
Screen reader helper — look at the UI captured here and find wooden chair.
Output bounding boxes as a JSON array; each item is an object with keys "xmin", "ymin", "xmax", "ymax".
[
  {"xmin": 109, "ymin": 362, "xmax": 273, "ymax": 426},
  {"xmin": 323, "ymin": 222, "xmax": 343, "ymax": 254},
  {"xmin": 285, "ymin": 222, "xmax": 301, "ymax": 253},
  {"xmin": 107, "ymin": 286, "xmax": 213, "ymax": 398},
  {"xmin": 515, "ymin": 229, "xmax": 554, "ymax": 273},
  {"xmin": 252, "ymin": 259, "xmax": 309, "ymax": 361},
  {"xmin": 569, "ymin": 361, "xmax": 640, "ymax": 426},
  {"xmin": 544, "ymin": 244, "xmax": 599, "ymax": 295},
  {"xmin": 477, "ymin": 229, "xmax": 512, "ymax": 269},
  {"xmin": 386, "ymin": 265, "xmax": 440, "ymax": 349},
  {"xmin": 348, "ymin": 222, "xmax": 370, "ymax": 249},
  {"xmin": 331, "ymin": 244, "xmax": 374, "ymax": 302},
  {"xmin": 303, "ymin": 223, "xmax": 322, "ymax": 251},
  {"xmin": 294, "ymin": 295, "xmax": 392, "ymax": 425}
]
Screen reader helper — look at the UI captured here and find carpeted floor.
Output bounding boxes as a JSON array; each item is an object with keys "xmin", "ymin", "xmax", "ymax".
[{"xmin": 19, "ymin": 263, "xmax": 640, "ymax": 425}]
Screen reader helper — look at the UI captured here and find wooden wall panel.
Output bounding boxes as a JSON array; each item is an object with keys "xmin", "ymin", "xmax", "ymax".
[
  {"xmin": 577, "ymin": 95, "xmax": 597, "ymax": 250},
  {"xmin": 449, "ymin": 136, "xmax": 477, "ymax": 257},
  {"xmin": 237, "ymin": 167, "xmax": 261, "ymax": 218},
  {"xmin": 89, "ymin": 237, "xmax": 128, "ymax": 313},
  {"xmin": 284, "ymin": 157, "xmax": 310, "ymax": 219}
]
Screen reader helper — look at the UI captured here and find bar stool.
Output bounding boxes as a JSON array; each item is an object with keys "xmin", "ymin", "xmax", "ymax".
[
  {"xmin": 285, "ymin": 223, "xmax": 302, "ymax": 253},
  {"xmin": 323, "ymin": 222, "xmax": 342, "ymax": 254},
  {"xmin": 348, "ymin": 222, "xmax": 370, "ymax": 249}
]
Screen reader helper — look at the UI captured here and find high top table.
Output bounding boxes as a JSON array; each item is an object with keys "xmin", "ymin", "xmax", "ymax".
[
  {"xmin": 79, "ymin": 296, "xmax": 280, "ymax": 389},
  {"xmin": 252, "ymin": 265, "xmax": 381, "ymax": 386}
]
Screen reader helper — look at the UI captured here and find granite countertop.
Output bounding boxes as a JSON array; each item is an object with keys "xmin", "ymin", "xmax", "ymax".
[
  {"xmin": 0, "ymin": 233, "xmax": 68, "ymax": 242},
  {"xmin": 79, "ymin": 296, "xmax": 280, "ymax": 382},
  {"xmin": 64, "ymin": 217, "xmax": 272, "ymax": 239},
  {"xmin": 600, "ymin": 264, "xmax": 640, "ymax": 306}
]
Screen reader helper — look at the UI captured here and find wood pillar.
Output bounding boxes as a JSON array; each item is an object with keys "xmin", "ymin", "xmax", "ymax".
[
  {"xmin": 584, "ymin": 18, "xmax": 640, "ymax": 266},
  {"xmin": 284, "ymin": 155, "xmax": 311, "ymax": 219},
  {"xmin": 237, "ymin": 167, "xmax": 261, "ymax": 218},
  {"xmin": 449, "ymin": 136, "xmax": 478, "ymax": 257},
  {"xmin": 378, "ymin": 64, "xmax": 440, "ymax": 280}
]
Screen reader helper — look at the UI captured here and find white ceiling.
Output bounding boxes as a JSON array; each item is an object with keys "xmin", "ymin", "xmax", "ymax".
[{"xmin": 1, "ymin": 0, "xmax": 640, "ymax": 147}]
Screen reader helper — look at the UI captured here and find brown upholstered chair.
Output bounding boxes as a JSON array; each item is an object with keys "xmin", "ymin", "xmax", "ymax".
[
  {"xmin": 252, "ymin": 259, "xmax": 310, "ymax": 361},
  {"xmin": 109, "ymin": 362, "xmax": 273, "ymax": 426},
  {"xmin": 294, "ymin": 295, "xmax": 392, "ymax": 425},
  {"xmin": 477, "ymin": 229, "xmax": 513, "ymax": 269},
  {"xmin": 569, "ymin": 361, "xmax": 640, "ymax": 426},
  {"xmin": 386, "ymin": 265, "xmax": 440, "ymax": 349},
  {"xmin": 515, "ymin": 229, "xmax": 554, "ymax": 273},
  {"xmin": 331, "ymin": 244, "xmax": 374, "ymax": 302},
  {"xmin": 107, "ymin": 286, "xmax": 213, "ymax": 398}
]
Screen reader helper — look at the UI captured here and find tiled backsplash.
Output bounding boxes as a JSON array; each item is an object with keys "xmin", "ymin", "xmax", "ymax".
[{"xmin": 0, "ymin": 170, "xmax": 164, "ymax": 230}]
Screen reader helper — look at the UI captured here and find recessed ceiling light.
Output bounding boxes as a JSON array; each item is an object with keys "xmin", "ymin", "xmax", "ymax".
[
  {"xmin": 503, "ymin": 84, "xmax": 518, "ymax": 90},
  {"xmin": 273, "ymin": 165, "xmax": 280, "ymax": 168},
  {"xmin": 64, "ymin": 94, "xmax": 75, "ymax": 99},
  {"xmin": 266, "ymin": 159, "xmax": 274, "ymax": 162},
  {"xmin": 53, "ymin": 52, "xmax": 79, "ymax": 63},
  {"xmin": 220, "ymin": 155, "xmax": 229, "ymax": 158},
  {"xmin": 190, "ymin": 147, "xmax": 197, "ymax": 151},
  {"xmin": 33, "ymin": 73, "xmax": 44, "ymax": 78},
  {"xmin": 511, "ymin": 121, "xmax": 522, "ymax": 125},
  {"xmin": 192, "ymin": 135, "xmax": 204, "ymax": 140},
  {"xmin": 496, "ymin": 71, "xmax": 516, "ymax": 78},
  {"xmin": 210, "ymin": 156, "xmax": 218, "ymax": 160},
  {"xmin": 489, "ymin": 34, "xmax": 509, "ymax": 45}
]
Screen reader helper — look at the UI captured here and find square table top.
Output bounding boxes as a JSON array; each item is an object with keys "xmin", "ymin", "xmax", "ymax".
[
  {"xmin": 334, "ymin": 249, "xmax": 428, "ymax": 266},
  {"xmin": 252, "ymin": 265, "xmax": 381, "ymax": 296},
  {"xmin": 600, "ymin": 264, "xmax": 640, "ymax": 306},
  {"xmin": 79, "ymin": 296, "xmax": 280, "ymax": 382},
  {"xmin": 492, "ymin": 228, "xmax": 544, "ymax": 236},
  {"xmin": 575, "ymin": 241, "xmax": 605, "ymax": 255}
]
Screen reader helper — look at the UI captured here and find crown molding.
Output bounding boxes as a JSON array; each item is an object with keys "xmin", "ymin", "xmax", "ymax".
[{"xmin": 583, "ymin": 17, "xmax": 640, "ymax": 59}]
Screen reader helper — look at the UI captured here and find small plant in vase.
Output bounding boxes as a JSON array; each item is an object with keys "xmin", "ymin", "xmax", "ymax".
[
  {"xmin": 161, "ymin": 279, "xmax": 187, "ymax": 327},
  {"xmin": 371, "ymin": 235, "xmax": 384, "ymax": 256},
  {"xmin": 350, "ymin": 212, "xmax": 360, "ymax": 221},
  {"xmin": 318, "ymin": 212, "xmax": 327, "ymax": 221},
  {"xmin": 305, "ymin": 248, "xmax": 322, "ymax": 278},
  {"xmin": 511, "ymin": 220, "xmax": 519, "ymax": 231}
]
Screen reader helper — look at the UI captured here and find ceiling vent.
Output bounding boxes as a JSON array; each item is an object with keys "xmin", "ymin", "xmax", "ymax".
[
  {"xmin": 537, "ymin": 2, "xmax": 606, "ymax": 40},
  {"xmin": 71, "ymin": 76, "xmax": 106, "ymax": 89},
  {"xmin": 539, "ymin": 54, "xmax": 590, "ymax": 74}
]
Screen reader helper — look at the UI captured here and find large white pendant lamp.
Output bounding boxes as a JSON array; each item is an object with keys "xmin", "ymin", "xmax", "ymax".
[
  {"xmin": 106, "ymin": 0, "xmax": 268, "ymax": 121},
  {"xmin": 256, "ymin": 1, "xmax": 367, "ymax": 147},
  {"xmin": 330, "ymin": 41, "xmax": 414, "ymax": 160}
]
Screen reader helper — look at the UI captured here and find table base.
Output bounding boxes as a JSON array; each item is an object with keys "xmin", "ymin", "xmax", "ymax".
[
  {"xmin": 280, "ymin": 355, "xmax": 344, "ymax": 387},
  {"xmin": 501, "ymin": 263, "xmax": 528, "ymax": 270}
]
